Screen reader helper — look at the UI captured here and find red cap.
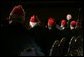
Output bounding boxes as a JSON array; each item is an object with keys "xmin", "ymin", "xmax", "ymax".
[
  {"xmin": 76, "ymin": 21, "xmax": 80, "ymax": 27},
  {"xmin": 61, "ymin": 19, "xmax": 67, "ymax": 27},
  {"xmin": 12, "ymin": 5, "xmax": 24, "ymax": 16},
  {"xmin": 48, "ymin": 17, "xmax": 56, "ymax": 26},
  {"xmin": 30, "ymin": 15, "xmax": 37, "ymax": 22},
  {"xmin": 70, "ymin": 20, "xmax": 76, "ymax": 27}
]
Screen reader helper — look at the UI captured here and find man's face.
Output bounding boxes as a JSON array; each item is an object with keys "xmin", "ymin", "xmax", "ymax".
[
  {"xmin": 61, "ymin": 24, "xmax": 64, "ymax": 27},
  {"xmin": 29, "ymin": 21, "xmax": 38, "ymax": 28},
  {"xmin": 48, "ymin": 22, "xmax": 52, "ymax": 27},
  {"xmin": 66, "ymin": 14, "xmax": 72, "ymax": 20}
]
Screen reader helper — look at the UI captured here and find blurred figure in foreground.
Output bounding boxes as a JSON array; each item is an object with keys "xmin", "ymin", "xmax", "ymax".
[{"xmin": 1, "ymin": 5, "xmax": 28, "ymax": 56}]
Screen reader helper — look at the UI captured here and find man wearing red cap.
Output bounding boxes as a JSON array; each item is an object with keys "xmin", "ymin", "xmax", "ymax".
[
  {"xmin": 60, "ymin": 19, "xmax": 69, "ymax": 40},
  {"xmin": 75, "ymin": 21, "xmax": 81, "ymax": 37},
  {"xmin": 67, "ymin": 20, "xmax": 83, "ymax": 56},
  {"xmin": 59, "ymin": 19, "xmax": 72, "ymax": 56},
  {"xmin": 76, "ymin": 21, "xmax": 80, "ymax": 29},
  {"xmin": 26, "ymin": 15, "xmax": 42, "ymax": 39},
  {"xmin": 23, "ymin": 15, "xmax": 45, "ymax": 56},
  {"xmin": 44, "ymin": 17, "xmax": 61, "ymax": 56},
  {"xmin": 70, "ymin": 20, "xmax": 78, "ymax": 37},
  {"xmin": 46, "ymin": 17, "xmax": 56, "ymax": 30},
  {"xmin": 26, "ymin": 15, "xmax": 40, "ymax": 29},
  {"xmin": 60, "ymin": 19, "xmax": 67, "ymax": 30},
  {"xmin": 70, "ymin": 20, "xmax": 76, "ymax": 30}
]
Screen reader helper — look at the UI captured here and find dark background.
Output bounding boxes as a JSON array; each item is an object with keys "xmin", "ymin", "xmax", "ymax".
[
  {"xmin": 0, "ymin": 0, "xmax": 83, "ymax": 56},
  {"xmin": 1, "ymin": 0, "xmax": 83, "ymax": 26}
]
